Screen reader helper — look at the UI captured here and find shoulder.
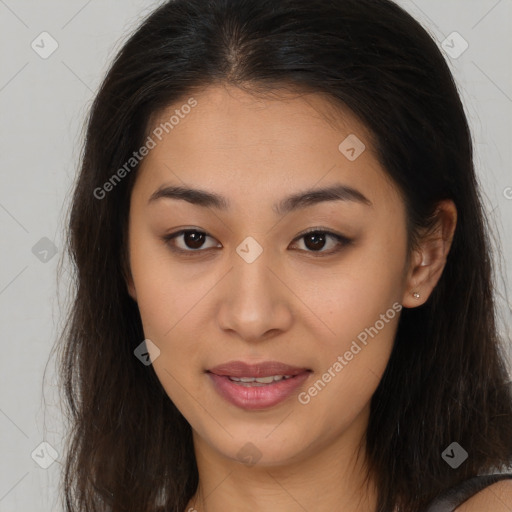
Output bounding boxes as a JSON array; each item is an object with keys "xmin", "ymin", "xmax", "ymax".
[{"xmin": 455, "ymin": 479, "xmax": 512, "ymax": 511}]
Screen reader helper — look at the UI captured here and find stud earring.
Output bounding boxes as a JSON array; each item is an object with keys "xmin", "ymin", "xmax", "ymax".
[{"xmin": 412, "ymin": 292, "xmax": 420, "ymax": 299}]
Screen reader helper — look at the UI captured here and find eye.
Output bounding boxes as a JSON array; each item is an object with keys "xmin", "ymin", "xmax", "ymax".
[
  {"xmin": 162, "ymin": 229, "xmax": 221, "ymax": 254},
  {"xmin": 162, "ymin": 228, "xmax": 352, "ymax": 257},
  {"xmin": 290, "ymin": 229, "xmax": 352, "ymax": 255}
]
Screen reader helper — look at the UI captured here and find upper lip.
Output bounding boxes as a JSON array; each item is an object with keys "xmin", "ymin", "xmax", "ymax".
[{"xmin": 208, "ymin": 360, "xmax": 311, "ymax": 378}]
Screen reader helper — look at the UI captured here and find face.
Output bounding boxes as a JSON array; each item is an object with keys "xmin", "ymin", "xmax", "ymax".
[{"xmin": 126, "ymin": 84, "xmax": 413, "ymax": 468}]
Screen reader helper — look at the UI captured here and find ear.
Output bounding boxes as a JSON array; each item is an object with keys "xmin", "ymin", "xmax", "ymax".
[
  {"xmin": 126, "ymin": 273, "xmax": 137, "ymax": 302},
  {"xmin": 121, "ymin": 249, "xmax": 137, "ymax": 302},
  {"xmin": 402, "ymin": 199, "xmax": 457, "ymax": 308}
]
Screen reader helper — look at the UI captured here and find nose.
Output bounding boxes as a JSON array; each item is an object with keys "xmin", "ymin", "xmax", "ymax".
[{"xmin": 216, "ymin": 244, "xmax": 293, "ymax": 343}]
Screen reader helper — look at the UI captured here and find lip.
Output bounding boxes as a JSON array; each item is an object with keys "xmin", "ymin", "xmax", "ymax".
[
  {"xmin": 208, "ymin": 360, "xmax": 310, "ymax": 378},
  {"xmin": 207, "ymin": 360, "xmax": 312, "ymax": 410}
]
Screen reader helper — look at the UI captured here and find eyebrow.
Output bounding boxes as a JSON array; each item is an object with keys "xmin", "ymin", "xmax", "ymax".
[{"xmin": 148, "ymin": 183, "xmax": 372, "ymax": 214}]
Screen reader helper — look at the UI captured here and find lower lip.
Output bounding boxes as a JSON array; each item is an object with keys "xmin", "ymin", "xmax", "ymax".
[{"xmin": 207, "ymin": 371, "xmax": 311, "ymax": 410}]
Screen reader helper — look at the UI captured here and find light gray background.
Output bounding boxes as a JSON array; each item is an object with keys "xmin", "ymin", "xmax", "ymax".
[{"xmin": 0, "ymin": 1, "xmax": 511, "ymax": 510}]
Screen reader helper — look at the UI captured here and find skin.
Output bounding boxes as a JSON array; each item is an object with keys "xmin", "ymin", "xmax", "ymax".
[
  {"xmin": 126, "ymin": 84, "xmax": 459, "ymax": 512},
  {"xmin": 458, "ymin": 481, "xmax": 512, "ymax": 511}
]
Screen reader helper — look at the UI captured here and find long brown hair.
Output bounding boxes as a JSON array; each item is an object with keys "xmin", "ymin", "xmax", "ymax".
[{"xmin": 56, "ymin": 0, "xmax": 512, "ymax": 510}]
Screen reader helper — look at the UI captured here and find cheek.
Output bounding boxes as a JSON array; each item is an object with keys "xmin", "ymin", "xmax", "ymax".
[
  {"xmin": 128, "ymin": 237, "xmax": 211, "ymax": 414},
  {"xmin": 295, "ymin": 233, "xmax": 406, "ymax": 342},
  {"xmin": 292, "ymin": 233, "xmax": 405, "ymax": 403},
  {"xmin": 128, "ymin": 225, "xmax": 207, "ymax": 340},
  {"xmin": 296, "ymin": 288, "xmax": 400, "ymax": 429}
]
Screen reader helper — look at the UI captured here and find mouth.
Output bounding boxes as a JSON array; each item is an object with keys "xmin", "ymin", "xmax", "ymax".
[
  {"xmin": 207, "ymin": 360, "xmax": 312, "ymax": 410},
  {"xmin": 224, "ymin": 374, "xmax": 295, "ymax": 386},
  {"xmin": 208, "ymin": 360, "xmax": 310, "ymax": 378}
]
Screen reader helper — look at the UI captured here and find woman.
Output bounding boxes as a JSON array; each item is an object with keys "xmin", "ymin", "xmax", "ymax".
[{"xmin": 57, "ymin": 0, "xmax": 512, "ymax": 510}]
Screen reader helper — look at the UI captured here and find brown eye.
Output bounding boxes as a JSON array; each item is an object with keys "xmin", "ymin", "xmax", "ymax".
[
  {"xmin": 181, "ymin": 231, "xmax": 206, "ymax": 249},
  {"xmin": 162, "ymin": 228, "xmax": 351, "ymax": 257},
  {"xmin": 303, "ymin": 232, "xmax": 328, "ymax": 251},
  {"xmin": 291, "ymin": 229, "xmax": 352, "ymax": 255},
  {"xmin": 163, "ymin": 229, "xmax": 220, "ymax": 253}
]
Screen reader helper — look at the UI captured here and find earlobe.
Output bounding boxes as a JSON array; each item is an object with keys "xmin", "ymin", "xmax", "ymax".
[{"xmin": 402, "ymin": 200, "xmax": 457, "ymax": 308}]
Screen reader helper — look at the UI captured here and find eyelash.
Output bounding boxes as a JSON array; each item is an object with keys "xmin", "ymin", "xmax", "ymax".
[{"xmin": 161, "ymin": 228, "xmax": 353, "ymax": 258}]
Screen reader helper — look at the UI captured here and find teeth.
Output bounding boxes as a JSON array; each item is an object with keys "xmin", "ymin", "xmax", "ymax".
[{"xmin": 228, "ymin": 375, "xmax": 293, "ymax": 384}]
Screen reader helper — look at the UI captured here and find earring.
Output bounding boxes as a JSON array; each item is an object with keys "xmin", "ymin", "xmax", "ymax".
[{"xmin": 412, "ymin": 292, "xmax": 420, "ymax": 299}]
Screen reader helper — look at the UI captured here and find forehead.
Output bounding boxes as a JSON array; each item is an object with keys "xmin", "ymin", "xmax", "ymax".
[
  {"xmin": 149, "ymin": 84, "xmax": 372, "ymax": 152},
  {"xmin": 134, "ymin": 84, "xmax": 401, "ymax": 211}
]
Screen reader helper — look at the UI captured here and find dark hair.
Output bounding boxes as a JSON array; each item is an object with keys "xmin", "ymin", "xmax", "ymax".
[{"xmin": 57, "ymin": 0, "xmax": 512, "ymax": 510}]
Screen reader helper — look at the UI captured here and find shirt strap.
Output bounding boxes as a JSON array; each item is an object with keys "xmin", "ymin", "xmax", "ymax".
[{"xmin": 424, "ymin": 473, "xmax": 512, "ymax": 512}]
